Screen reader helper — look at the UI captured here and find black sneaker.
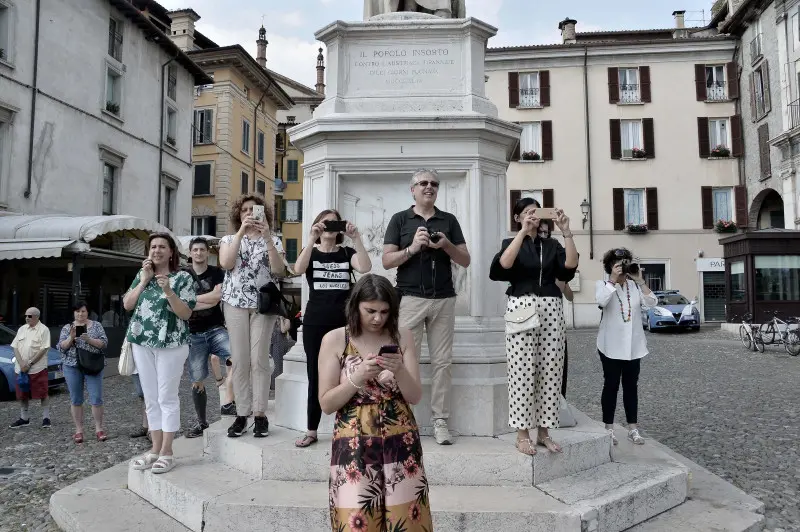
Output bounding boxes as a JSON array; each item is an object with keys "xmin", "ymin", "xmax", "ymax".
[
  {"xmin": 253, "ymin": 416, "xmax": 269, "ymax": 438},
  {"xmin": 9, "ymin": 418, "xmax": 30, "ymax": 429},
  {"xmin": 220, "ymin": 402, "xmax": 237, "ymax": 416},
  {"xmin": 186, "ymin": 421, "xmax": 209, "ymax": 439},
  {"xmin": 227, "ymin": 416, "xmax": 248, "ymax": 438},
  {"xmin": 41, "ymin": 418, "xmax": 51, "ymax": 429}
]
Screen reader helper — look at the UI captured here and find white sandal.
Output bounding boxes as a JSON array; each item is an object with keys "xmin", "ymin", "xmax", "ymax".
[
  {"xmin": 628, "ymin": 428, "xmax": 645, "ymax": 445},
  {"xmin": 132, "ymin": 452, "xmax": 159, "ymax": 470},
  {"xmin": 151, "ymin": 455, "xmax": 176, "ymax": 474}
]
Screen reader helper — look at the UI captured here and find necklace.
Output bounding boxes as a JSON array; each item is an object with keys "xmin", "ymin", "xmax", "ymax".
[{"xmin": 614, "ymin": 282, "xmax": 632, "ymax": 322}]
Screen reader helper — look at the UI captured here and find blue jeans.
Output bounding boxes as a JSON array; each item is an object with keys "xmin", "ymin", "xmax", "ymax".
[
  {"xmin": 188, "ymin": 326, "xmax": 232, "ymax": 382},
  {"xmin": 63, "ymin": 364, "xmax": 104, "ymax": 406}
]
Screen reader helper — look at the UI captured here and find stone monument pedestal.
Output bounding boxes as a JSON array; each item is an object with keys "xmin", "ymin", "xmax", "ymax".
[{"xmin": 275, "ymin": 13, "xmax": 520, "ymax": 437}]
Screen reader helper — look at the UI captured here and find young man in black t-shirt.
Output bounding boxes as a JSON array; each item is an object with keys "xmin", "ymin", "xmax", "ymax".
[{"xmin": 185, "ymin": 238, "xmax": 233, "ymax": 438}]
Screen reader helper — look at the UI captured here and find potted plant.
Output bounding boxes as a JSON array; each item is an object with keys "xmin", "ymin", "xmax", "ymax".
[
  {"xmin": 631, "ymin": 147, "xmax": 647, "ymax": 159},
  {"xmin": 521, "ymin": 151, "xmax": 541, "ymax": 161},
  {"xmin": 626, "ymin": 223, "xmax": 649, "ymax": 234},
  {"xmin": 166, "ymin": 136, "xmax": 176, "ymax": 146},
  {"xmin": 0, "ymin": 49, "xmax": 5, "ymax": 60},
  {"xmin": 710, "ymin": 145, "xmax": 731, "ymax": 157},
  {"xmin": 715, "ymin": 219, "xmax": 737, "ymax": 233},
  {"xmin": 106, "ymin": 101, "xmax": 120, "ymax": 115}
]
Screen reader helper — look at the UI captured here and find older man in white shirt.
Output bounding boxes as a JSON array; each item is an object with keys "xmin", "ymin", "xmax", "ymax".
[{"xmin": 9, "ymin": 307, "xmax": 52, "ymax": 429}]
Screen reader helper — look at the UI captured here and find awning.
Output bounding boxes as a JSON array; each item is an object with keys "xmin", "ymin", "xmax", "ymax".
[
  {"xmin": 0, "ymin": 238, "xmax": 76, "ymax": 260},
  {"xmin": 0, "ymin": 215, "xmax": 171, "ymax": 242}
]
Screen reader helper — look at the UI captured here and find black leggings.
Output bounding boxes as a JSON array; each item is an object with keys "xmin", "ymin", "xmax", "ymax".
[
  {"xmin": 598, "ymin": 350, "xmax": 640, "ymax": 425},
  {"xmin": 303, "ymin": 322, "xmax": 343, "ymax": 431}
]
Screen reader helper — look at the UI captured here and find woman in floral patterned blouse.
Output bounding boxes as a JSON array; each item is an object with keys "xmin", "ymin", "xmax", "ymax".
[
  {"xmin": 124, "ymin": 233, "xmax": 196, "ymax": 474},
  {"xmin": 218, "ymin": 194, "xmax": 285, "ymax": 439},
  {"xmin": 318, "ymin": 274, "xmax": 431, "ymax": 532}
]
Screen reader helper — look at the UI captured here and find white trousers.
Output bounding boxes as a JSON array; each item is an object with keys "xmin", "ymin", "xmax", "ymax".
[{"xmin": 131, "ymin": 344, "xmax": 189, "ymax": 433}]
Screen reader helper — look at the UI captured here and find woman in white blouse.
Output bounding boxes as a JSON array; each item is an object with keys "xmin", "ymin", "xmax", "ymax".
[{"xmin": 595, "ymin": 248, "xmax": 657, "ymax": 445}]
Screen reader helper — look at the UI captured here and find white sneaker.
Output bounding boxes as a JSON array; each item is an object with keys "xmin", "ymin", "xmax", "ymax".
[
  {"xmin": 433, "ymin": 419, "xmax": 453, "ymax": 445},
  {"xmin": 628, "ymin": 428, "xmax": 645, "ymax": 445},
  {"xmin": 607, "ymin": 428, "xmax": 618, "ymax": 445}
]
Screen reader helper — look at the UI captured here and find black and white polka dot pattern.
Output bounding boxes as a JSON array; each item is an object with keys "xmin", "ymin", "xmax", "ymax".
[{"xmin": 505, "ymin": 296, "xmax": 565, "ymax": 430}]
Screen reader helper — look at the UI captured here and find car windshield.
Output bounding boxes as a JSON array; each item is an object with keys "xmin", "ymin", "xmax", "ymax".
[
  {"xmin": 657, "ymin": 294, "xmax": 689, "ymax": 306},
  {"xmin": 0, "ymin": 325, "xmax": 17, "ymax": 345}
]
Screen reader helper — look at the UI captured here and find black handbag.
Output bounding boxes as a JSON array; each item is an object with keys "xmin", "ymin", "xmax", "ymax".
[
  {"xmin": 77, "ymin": 347, "xmax": 105, "ymax": 376},
  {"xmin": 257, "ymin": 282, "xmax": 292, "ymax": 318}
]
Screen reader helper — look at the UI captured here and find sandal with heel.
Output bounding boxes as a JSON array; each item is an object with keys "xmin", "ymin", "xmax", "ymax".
[
  {"xmin": 131, "ymin": 452, "xmax": 159, "ymax": 470},
  {"xmin": 151, "ymin": 455, "xmax": 176, "ymax": 474}
]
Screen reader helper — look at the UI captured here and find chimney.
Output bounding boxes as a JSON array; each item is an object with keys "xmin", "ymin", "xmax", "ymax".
[
  {"xmin": 558, "ymin": 18, "xmax": 578, "ymax": 44},
  {"xmin": 673, "ymin": 10, "xmax": 686, "ymax": 29},
  {"xmin": 315, "ymin": 48, "xmax": 326, "ymax": 95},
  {"xmin": 168, "ymin": 9, "xmax": 200, "ymax": 52},
  {"xmin": 256, "ymin": 26, "xmax": 268, "ymax": 68}
]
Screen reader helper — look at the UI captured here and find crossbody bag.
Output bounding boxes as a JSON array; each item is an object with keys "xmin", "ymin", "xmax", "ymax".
[{"xmin": 504, "ymin": 240, "xmax": 544, "ymax": 335}]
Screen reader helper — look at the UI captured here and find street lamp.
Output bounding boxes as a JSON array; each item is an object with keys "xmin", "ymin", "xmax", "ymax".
[{"xmin": 580, "ymin": 199, "xmax": 590, "ymax": 229}]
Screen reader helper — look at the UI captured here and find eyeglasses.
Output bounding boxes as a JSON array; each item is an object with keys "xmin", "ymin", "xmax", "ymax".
[{"xmin": 414, "ymin": 180, "xmax": 439, "ymax": 188}]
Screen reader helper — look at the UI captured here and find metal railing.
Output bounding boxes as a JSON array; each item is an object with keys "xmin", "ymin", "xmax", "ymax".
[
  {"xmin": 750, "ymin": 33, "xmax": 763, "ymax": 63},
  {"xmin": 518, "ymin": 87, "xmax": 540, "ymax": 107},
  {"xmin": 705, "ymin": 81, "xmax": 727, "ymax": 101},
  {"xmin": 790, "ymin": 98, "xmax": 800, "ymax": 130},
  {"xmin": 619, "ymin": 84, "xmax": 640, "ymax": 103},
  {"xmin": 108, "ymin": 29, "xmax": 123, "ymax": 61}
]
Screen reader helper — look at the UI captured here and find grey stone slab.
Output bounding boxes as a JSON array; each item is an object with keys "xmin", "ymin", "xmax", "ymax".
[{"xmin": 627, "ymin": 500, "xmax": 764, "ymax": 532}]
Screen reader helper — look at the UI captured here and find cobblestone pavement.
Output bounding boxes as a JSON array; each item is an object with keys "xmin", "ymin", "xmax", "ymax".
[{"xmin": 0, "ymin": 328, "xmax": 797, "ymax": 531}]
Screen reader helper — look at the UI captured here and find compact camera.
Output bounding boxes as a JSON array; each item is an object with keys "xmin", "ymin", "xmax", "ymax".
[{"xmin": 424, "ymin": 225, "xmax": 441, "ymax": 243}]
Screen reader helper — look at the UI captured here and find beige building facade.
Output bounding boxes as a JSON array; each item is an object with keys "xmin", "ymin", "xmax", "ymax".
[{"xmin": 486, "ymin": 14, "xmax": 742, "ymax": 326}]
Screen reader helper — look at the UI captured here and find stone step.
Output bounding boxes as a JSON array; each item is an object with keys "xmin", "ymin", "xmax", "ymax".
[{"xmin": 206, "ymin": 409, "xmax": 612, "ymax": 486}]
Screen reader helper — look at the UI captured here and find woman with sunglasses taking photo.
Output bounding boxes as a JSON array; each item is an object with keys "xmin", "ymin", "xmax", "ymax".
[{"xmin": 596, "ymin": 247, "xmax": 657, "ymax": 445}]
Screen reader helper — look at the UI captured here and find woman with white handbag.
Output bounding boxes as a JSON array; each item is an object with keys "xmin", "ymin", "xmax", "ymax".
[{"xmin": 489, "ymin": 198, "xmax": 578, "ymax": 456}]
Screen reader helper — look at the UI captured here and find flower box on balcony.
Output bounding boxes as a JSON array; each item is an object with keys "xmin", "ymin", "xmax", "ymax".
[
  {"xmin": 0, "ymin": 49, "xmax": 5, "ymax": 60},
  {"xmin": 105, "ymin": 101, "xmax": 120, "ymax": 115},
  {"xmin": 521, "ymin": 151, "xmax": 541, "ymax": 161},
  {"xmin": 166, "ymin": 136, "xmax": 176, "ymax": 146},
  {"xmin": 710, "ymin": 145, "xmax": 730, "ymax": 158},
  {"xmin": 715, "ymin": 219, "xmax": 737, "ymax": 233},
  {"xmin": 626, "ymin": 224, "xmax": 649, "ymax": 234},
  {"xmin": 631, "ymin": 148, "xmax": 647, "ymax": 159}
]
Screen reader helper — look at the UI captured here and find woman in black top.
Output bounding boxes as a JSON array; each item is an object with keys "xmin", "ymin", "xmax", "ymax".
[
  {"xmin": 292, "ymin": 209, "xmax": 372, "ymax": 447},
  {"xmin": 489, "ymin": 198, "xmax": 578, "ymax": 455}
]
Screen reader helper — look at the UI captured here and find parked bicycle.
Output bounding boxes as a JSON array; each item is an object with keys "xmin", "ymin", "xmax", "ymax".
[
  {"xmin": 759, "ymin": 311, "xmax": 800, "ymax": 356},
  {"xmin": 737, "ymin": 313, "xmax": 764, "ymax": 353}
]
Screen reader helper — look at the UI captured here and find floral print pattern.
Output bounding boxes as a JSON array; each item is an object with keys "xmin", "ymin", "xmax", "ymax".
[
  {"xmin": 329, "ymin": 335, "xmax": 433, "ymax": 532},
  {"xmin": 126, "ymin": 270, "xmax": 196, "ymax": 349},
  {"xmin": 57, "ymin": 321, "xmax": 108, "ymax": 367},
  {"xmin": 220, "ymin": 234, "xmax": 285, "ymax": 309}
]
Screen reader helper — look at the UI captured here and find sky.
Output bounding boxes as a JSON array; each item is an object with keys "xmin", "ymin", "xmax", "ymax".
[{"xmin": 158, "ymin": 0, "xmax": 719, "ymax": 89}]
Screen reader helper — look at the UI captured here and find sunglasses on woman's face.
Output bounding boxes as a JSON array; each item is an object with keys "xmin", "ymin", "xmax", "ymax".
[{"xmin": 614, "ymin": 249, "xmax": 626, "ymax": 257}]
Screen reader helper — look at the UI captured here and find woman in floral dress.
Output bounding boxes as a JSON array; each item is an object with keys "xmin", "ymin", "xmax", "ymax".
[{"xmin": 318, "ymin": 274, "xmax": 432, "ymax": 532}]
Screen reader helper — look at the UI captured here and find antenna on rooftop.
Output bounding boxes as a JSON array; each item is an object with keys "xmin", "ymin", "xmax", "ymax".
[{"xmin": 684, "ymin": 9, "xmax": 708, "ymax": 26}]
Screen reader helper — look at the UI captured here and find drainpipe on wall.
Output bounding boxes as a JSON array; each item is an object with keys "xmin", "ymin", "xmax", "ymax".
[
  {"xmin": 156, "ymin": 55, "xmax": 178, "ymax": 224},
  {"xmin": 733, "ymin": 43, "xmax": 744, "ymax": 189},
  {"xmin": 252, "ymin": 89, "xmax": 268, "ymax": 190},
  {"xmin": 583, "ymin": 46, "xmax": 594, "ymax": 260},
  {"xmin": 23, "ymin": 0, "xmax": 42, "ymax": 199}
]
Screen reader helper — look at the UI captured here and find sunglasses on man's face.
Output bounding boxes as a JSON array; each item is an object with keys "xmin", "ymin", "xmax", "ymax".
[
  {"xmin": 415, "ymin": 180, "xmax": 439, "ymax": 189},
  {"xmin": 25, "ymin": 315, "xmax": 35, "ymax": 318}
]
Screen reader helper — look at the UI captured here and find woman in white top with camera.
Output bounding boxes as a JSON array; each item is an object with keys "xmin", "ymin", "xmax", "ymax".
[{"xmin": 595, "ymin": 248, "xmax": 657, "ymax": 445}]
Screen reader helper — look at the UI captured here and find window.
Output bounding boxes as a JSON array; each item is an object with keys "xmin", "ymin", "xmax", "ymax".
[
  {"xmin": 755, "ymin": 256, "xmax": 800, "ymax": 301},
  {"xmin": 257, "ymin": 130, "xmax": 265, "ymax": 164},
  {"xmin": 285, "ymin": 239, "xmax": 298, "ymax": 263},
  {"xmin": 708, "ymin": 118, "xmax": 729, "ymax": 150},
  {"xmin": 751, "ymin": 62, "xmax": 771, "ymax": 118},
  {"xmin": 750, "ymin": 19, "xmax": 763, "ymax": 63},
  {"xmin": 167, "ymin": 64, "xmax": 177, "ymax": 101},
  {"xmin": 519, "ymin": 72, "xmax": 540, "ymax": 107},
  {"xmin": 712, "ymin": 188, "xmax": 733, "ymax": 222},
  {"xmin": 241, "ymin": 171, "xmax": 249, "ymax": 194},
  {"xmin": 276, "ymin": 133, "xmax": 285, "ymax": 151},
  {"xmin": 256, "ymin": 179, "xmax": 266, "ymax": 196},
  {"xmin": 705, "ymin": 65, "xmax": 726, "ymax": 101},
  {"xmin": 520, "ymin": 123, "xmax": 541, "ymax": 158},
  {"xmin": 0, "ymin": 3, "xmax": 10, "ymax": 63},
  {"xmin": 108, "ymin": 18, "xmax": 123, "ymax": 61},
  {"xmin": 193, "ymin": 163, "xmax": 211, "ymax": 195},
  {"xmin": 619, "ymin": 68, "xmax": 640, "ymax": 103},
  {"xmin": 192, "ymin": 216, "xmax": 216, "ymax": 236},
  {"xmin": 521, "ymin": 190, "xmax": 543, "ymax": 206},
  {"xmin": 105, "ymin": 65, "xmax": 122, "ymax": 116},
  {"xmin": 165, "ymin": 106, "xmax": 177, "ymax": 146},
  {"xmin": 163, "ymin": 186, "xmax": 174, "ymax": 230},
  {"xmin": 730, "ymin": 260, "xmax": 745, "ymax": 302},
  {"xmin": 242, "ymin": 119, "xmax": 251, "ymax": 154},
  {"xmin": 624, "ymin": 189, "xmax": 646, "ymax": 226},
  {"xmin": 194, "ymin": 109, "xmax": 213, "ymax": 145},
  {"xmin": 287, "ymin": 159, "xmax": 299, "ymax": 182},
  {"xmin": 102, "ymin": 163, "xmax": 116, "ymax": 215},
  {"xmin": 284, "ymin": 199, "xmax": 301, "ymax": 222},
  {"xmin": 620, "ymin": 120, "xmax": 643, "ymax": 158}
]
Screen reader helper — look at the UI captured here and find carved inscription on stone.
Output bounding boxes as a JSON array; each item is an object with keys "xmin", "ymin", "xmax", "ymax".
[{"xmin": 346, "ymin": 43, "xmax": 461, "ymax": 93}]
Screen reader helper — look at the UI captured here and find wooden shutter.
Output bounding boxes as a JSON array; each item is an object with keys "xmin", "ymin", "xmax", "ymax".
[
  {"xmin": 642, "ymin": 118, "xmax": 655, "ymax": 158},
  {"xmin": 749, "ymin": 72, "xmax": 757, "ymax": 119},
  {"xmin": 697, "ymin": 117, "xmax": 710, "ymax": 158},
  {"xmin": 730, "ymin": 115, "xmax": 743, "ymax": 157},
  {"xmin": 542, "ymin": 189, "xmax": 554, "ymax": 208},
  {"xmin": 701, "ymin": 186, "xmax": 714, "ymax": 229},
  {"xmin": 758, "ymin": 123, "xmax": 771, "ymax": 178},
  {"xmin": 646, "ymin": 188, "xmax": 659, "ymax": 230},
  {"xmin": 639, "ymin": 66, "xmax": 651, "ymax": 102},
  {"xmin": 735, "ymin": 185, "xmax": 748, "ymax": 227},
  {"xmin": 208, "ymin": 216, "xmax": 217, "ymax": 237},
  {"xmin": 511, "ymin": 131, "xmax": 521, "ymax": 161},
  {"xmin": 508, "ymin": 72, "xmax": 519, "ymax": 108},
  {"xmin": 609, "ymin": 119, "xmax": 622, "ymax": 159},
  {"xmin": 695, "ymin": 64, "xmax": 707, "ymax": 101},
  {"xmin": 726, "ymin": 62, "xmax": 739, "ymax": 99},
  {"xmin": 608, "ymin": 67, "xmax": 620, "ymax": 103},
  {"xmin": 298, "ymin": 200, "xmax": 303, "ymax": 222},
  {"xmin": 204, "ymin": 110, "xmax": 213, "ymax": 142},
  {"xmin": 541, "ymin": 120, "xmax": 553, "ymax": 160},
  {"xmin": 510, "ymin": 189, "xmax": 522, "ymax": 231},
  {"xmin": 613, "ymin": 188, "xmax": 625, "ymax": 230},
  {"xmin": 540, "ymin": 70, "xmax": 551, "ymax": 107}
]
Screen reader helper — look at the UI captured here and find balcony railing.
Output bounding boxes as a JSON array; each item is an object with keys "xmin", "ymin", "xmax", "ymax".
[
  {"xmin": 790, "ymin": 98, "xmax": 800, "ymax": 130},
  {"xmin": 518, "ymin": 87, "xmax": 540, "ymax": 107},
  {"xmin": 274, "ymin": 179, "xmax": 286, "ymax": 192},
  {"xmin": 705, "ymin": 81, "xmax": 728, "ymax": 101},
  {"xmin": 619, "ymin": 84, "xmax": 641, "ymax": 103},
  {"xmin": 108, "ymin": 29, "xmax": 123, "ymax": 61},
  {"xmin": 750, "ymin": 33, "xmax": 763, "ymax": 64}
]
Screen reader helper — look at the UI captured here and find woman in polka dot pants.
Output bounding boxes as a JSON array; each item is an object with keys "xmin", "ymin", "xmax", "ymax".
[{"xmin": 490, "ymin": 198, "xmax": 579, "ymax": 455}]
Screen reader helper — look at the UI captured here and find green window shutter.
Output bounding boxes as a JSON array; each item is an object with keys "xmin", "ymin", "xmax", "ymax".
[
  {"xmin": 298, "ymin": 200, "xmax": 303, "ymax": 222},
  {"xmin": 280, "ymin": 200, "xmax": 287, "ymax": 222}
]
